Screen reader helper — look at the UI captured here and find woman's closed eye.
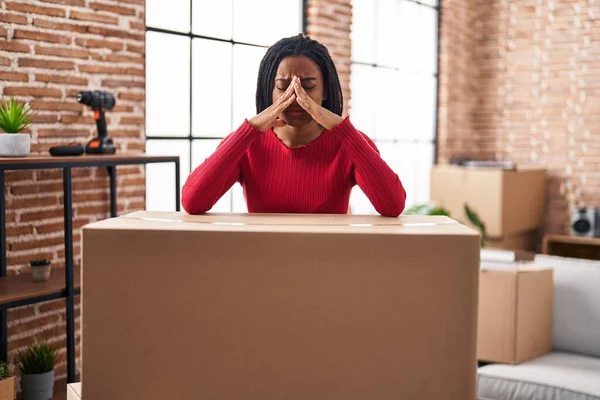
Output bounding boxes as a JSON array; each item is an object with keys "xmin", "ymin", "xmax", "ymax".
[{"xmin": 276, "ymin": 85, "xmax": 316, "ymax": 91}]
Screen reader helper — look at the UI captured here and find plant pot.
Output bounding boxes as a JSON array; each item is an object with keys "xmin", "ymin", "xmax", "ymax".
[
  {"xmin": 0, "ymin": 376, "xmax": 15, "ymax": 400},
  {"xmin": 31, "ymin": 265, "xmax": 51, "ymax": 282},
  {"xmin": 0, "ymin": 133, "xmax": 30, "ymax": 157},
  {"xmin": 20, "ymin": 371, "xmax": 53, "ymax": 400}
]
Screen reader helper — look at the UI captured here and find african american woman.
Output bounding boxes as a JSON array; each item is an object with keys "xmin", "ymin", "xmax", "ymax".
[{"xmin": 182, "ymin": 34, "xmax": 407, "ymax": 217}]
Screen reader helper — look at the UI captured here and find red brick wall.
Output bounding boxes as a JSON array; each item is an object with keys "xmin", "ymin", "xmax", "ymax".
[
  {"xmin": 305, "ymin": 0, "xmax": 352, "ymax": 116},
  {"xmin": 439, "ymin": 0, "xmax": 600, "ymax": 233},
  {"xmin": 437, "ymin": 0, "xmax": 478, "ymax": 163},
  {"xmin": 1, "ymin": 0, "xmax": 145, "ymax": 381}
]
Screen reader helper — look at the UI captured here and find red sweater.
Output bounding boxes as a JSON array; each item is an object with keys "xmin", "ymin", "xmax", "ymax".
[{"xmin": 182, "ymin": 117, "xmax": 406, "ymax": 217}]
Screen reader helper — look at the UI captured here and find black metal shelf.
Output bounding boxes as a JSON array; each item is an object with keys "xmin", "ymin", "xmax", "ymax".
[{"xmin": 1, "ymin": 154, "xmax": 180, "ymax": 383}]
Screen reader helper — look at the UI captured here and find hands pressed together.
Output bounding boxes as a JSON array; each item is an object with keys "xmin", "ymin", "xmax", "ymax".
[{"xmin": 249, "ymin": 76, "xmax": 344, "ymax": 132}]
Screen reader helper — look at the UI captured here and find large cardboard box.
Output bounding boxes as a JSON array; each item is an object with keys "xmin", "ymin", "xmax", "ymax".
[
  {"xmin": 81, "ymin": 211, "xmax": 480, "ymax": 400},
  {"xmin": 477, "ymin": 265, "xmax": 553, "ymax": 364},
  {"xmin": 430, "ymin": 165, "xmax": 546, "ymax": 240}
]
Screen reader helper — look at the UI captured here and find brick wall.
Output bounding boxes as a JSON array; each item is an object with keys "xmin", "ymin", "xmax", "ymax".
[
  {"xmin": 1, "ymin": 0, "xmax": 145, "ymax": 381},
  {"xmin": 305, "ymin": 0, "xmax": 352, "ymax": 116},
  {"xmin": 436, "ymin": 0, "xmax": 478, "ymax": 162},
  {"xmin": 438, "ymin": 0, "xmax": 600, "ymax": 233}
]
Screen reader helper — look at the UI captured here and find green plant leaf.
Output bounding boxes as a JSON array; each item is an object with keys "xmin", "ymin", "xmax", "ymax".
[
  {"xmin": 403, "ymin": 203, "xmax": 451, "ymax": 217},
  {"xmin": 464, "ymin": 203, "xmax": 488, "ymax": 247},
  {"xmin": 0, "ymin": 97, "xmax": 33, "ymax": 134},
  {"xmin": 15, "ymin": 343, "xmax": 57, "ymax": 375},
  {"xmin": 0, "ymin": 361, "xmax": 12, "ymax": 380}
]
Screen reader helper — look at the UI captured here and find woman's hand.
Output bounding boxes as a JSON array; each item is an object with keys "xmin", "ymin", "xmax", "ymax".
[
  {"xmin": 293, "ymin": 77, "xmax": 344, "ymax": 130},
  {"xmin": 248, "ymin": 76, "xmax": 298, "ymax": 132}
]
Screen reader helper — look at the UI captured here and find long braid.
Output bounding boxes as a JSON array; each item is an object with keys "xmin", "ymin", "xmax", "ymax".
[{"xmin": 255, "ymin": 34, "xmax": 343, "ymax": 116}]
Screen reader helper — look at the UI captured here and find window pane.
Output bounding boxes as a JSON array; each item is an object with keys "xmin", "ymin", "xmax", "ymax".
[
  {"xmin": 394, "ymin": 74, "xmax": 436, "ymax": 142},
  {"xmin": 192, "ymin": 0, "xmax": 232, "ymax": 40},
  {"xmin": 374, "ymin": 68, "xmax": 401, "ymax": 141},
  {"xmin": 419, "ymin": 0, "xmax": 439, "ymax": 7},
  {"xmin": 233, "ymin": 0, "xmax": 301, "ymax": 46},
  {"xmin": 397, "ymin": 1, "xmax": 419, "ymax": 73},
  {"xmin": 349, "ymin": 187, "xmax": 376, "ymax": 215},
  {"xmin": 146, "ymin": 0, "xmax": 190, "ymax": 33},
  {"xmin": 378, "ymin": 142, "xmax": 415, "ymax": 208},
  {"xmin": 350, "ymin": 64, "xmax": 375, "ymax": 137},
  {"xmin": 146, "ymin": 140, "xmax": 190, "ymax": 212},
  {"xmin": 146, "ymin": 32, "xmax": 190, "ymax": 137},
  {"xmin": 375, "ymin": 0, "xmax": 400, "ymax": 68},
  {"xmin": 417, "ymin": 6, "xmax": 438, "ymax": 75},
  {"xmin": 351, "ymin": 0, "xmax": 375, "ymax": 63},
  {"xmin": 232, "ymin": 184, "xmax": 247, "ymax": 212},
  {"xmin": 414, "ymin": 142, "xmax": 434, "ymax": 205},
  {"xmin": 192, "ymin": 39, "xmax": 232, "ymax": 137},
  {"xmin": 232, "ymin": 44, "xmax": 267, "ymax": 129},
  {"xmin": 191, "ymin": 139, "xmax": 232, "ymax": 212}
]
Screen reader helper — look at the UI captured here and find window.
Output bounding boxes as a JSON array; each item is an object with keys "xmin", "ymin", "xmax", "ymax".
[
  {"xmin": 349, "ymin": 0, "xmax": 439, "ymax": 214},
  {"xmin": 145, "ymin": 0, "xmax": 304, "ymax": 212}
]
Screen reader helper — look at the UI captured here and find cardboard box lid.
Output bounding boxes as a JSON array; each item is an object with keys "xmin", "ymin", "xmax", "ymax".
[{"xmin": 83, "ymin": 211, "xmax": 479, "ymax": 237}]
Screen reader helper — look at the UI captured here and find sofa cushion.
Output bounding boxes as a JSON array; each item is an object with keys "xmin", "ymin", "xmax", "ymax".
[
  {"xmin": 533, "ymin": 255, "xmax": 600, "ymax": 358},
  {"xmin": 478, "ymin": 352, "xmax": 600, "ymax": 400}
]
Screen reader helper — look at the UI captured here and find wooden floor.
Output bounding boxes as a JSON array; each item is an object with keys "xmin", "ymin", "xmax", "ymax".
[{"xmin": 52, "ymin": 379, "xmax": 67, "ymax": 400}]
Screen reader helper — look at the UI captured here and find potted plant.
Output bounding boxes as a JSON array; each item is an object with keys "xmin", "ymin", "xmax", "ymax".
[
  {"xmin": 0, "ymin": 97, "xmax": 33, "ymax": 157},
  {"xmin": 15, "ymin": 343, "xmax": 57, "ymax": 400},
  {"xmin": 0, "ymin": 361, "xmax": 15, "ymax": 400},
  {"xmin": 29, "ymin": 259, "xmax": 52, "ymax": 283}
]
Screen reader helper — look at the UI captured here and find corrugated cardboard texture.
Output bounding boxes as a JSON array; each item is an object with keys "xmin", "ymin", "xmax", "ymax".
[
  {"xmin": 485, "ymin": 230, "xmax": 538, "ymax": 252},
  {"xmin": 82, "ymin": 212, "xmax": 480, "ymax": 400},
  {"xmin": 477, "ymin": 268, "xmax": 553, "ymax": 364},
  {"xmin": 430, "ymin": 165, "xmax": 546, "ymax": 238}
]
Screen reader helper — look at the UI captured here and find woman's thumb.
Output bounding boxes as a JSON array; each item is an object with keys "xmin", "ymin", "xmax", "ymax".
[{"xmin": 271, "ymin": 118, "xmax": 287, "ymax": 128}]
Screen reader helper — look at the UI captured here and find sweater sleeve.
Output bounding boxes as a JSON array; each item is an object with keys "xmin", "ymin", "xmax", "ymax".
[
  {"xmin": 181, "ymin": 120, "xmax": 262, "ymax": 214},
  {"xmin": 334, "ymin": 117, "xmax": 407, "ymax": 217}
]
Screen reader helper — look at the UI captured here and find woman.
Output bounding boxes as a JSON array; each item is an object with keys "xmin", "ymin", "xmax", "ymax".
[{"xmin": 182, "ymin": 34, "xmax": 406, "ymax": 217}]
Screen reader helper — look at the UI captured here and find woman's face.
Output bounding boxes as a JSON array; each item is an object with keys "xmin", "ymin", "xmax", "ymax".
[{"xmin": 272, "ymin": 55, "xmax": 325, "ymax": 127}]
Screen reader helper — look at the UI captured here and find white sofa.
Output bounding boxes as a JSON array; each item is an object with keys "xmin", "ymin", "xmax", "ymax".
[{"xmin": 477, "ymin": 255, "xmax": 600, "ymax": 400}]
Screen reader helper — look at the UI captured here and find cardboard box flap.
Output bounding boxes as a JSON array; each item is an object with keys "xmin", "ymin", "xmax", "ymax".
[{"xmin": 83, "ymin": 211, "xmax": 480, "ymax": 236}]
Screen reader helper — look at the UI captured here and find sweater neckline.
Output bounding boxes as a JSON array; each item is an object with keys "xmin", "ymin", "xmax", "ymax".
[{"xmin": 268, "ymin": 127, "xmax": 330, "ymax": 150}]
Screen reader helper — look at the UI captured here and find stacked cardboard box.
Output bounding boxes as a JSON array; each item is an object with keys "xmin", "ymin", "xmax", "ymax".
[
  {"xmin": 477, "ymin": 261, "xmax": 553, "ymax": 364},
  {"xmin": 431, "ymin": 165, "xmax": 547, "ymax": 251},
  {"xmin": 81, "ymin": 211, "xmax": 480, "ymax": 400}
]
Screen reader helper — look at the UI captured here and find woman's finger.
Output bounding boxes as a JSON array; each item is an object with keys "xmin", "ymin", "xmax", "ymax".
[
  {"xmin": 274, "ymin": 76, "xmax": 297, "ymax": 107},
  {"xmin": 276, "ymin": 93, "xmax": 297, "ymax": 114}
]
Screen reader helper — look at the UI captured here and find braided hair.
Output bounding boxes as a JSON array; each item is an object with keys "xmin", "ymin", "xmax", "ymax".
[{"xmin": 255, "ymin": 34, "xmax": 343, "ymax": 116}]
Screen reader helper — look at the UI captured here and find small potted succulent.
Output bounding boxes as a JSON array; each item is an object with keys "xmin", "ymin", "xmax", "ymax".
[
  {"xmin": 15, "ymin": 343, "xmax": 57, "ymax": 400},
  {"xmin": 0, "ymin": 97, "xmax": 33, "ymax": 157},
  {"xmin": 0, "ymin": 361, "xmax": 15, "ymax": 400},
  {"xmin": 29, "ymin": 259, "xmax": 51, "ymax": 283}
]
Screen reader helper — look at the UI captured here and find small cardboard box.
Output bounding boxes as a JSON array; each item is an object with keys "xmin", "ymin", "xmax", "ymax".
[
  {"xmin": 67, "ymin": 383, "xmax": 82, "ymax": 400},
  {"xmin": 0, "ymin": 376, "xmax": 15, "ymax": 400},
  {"xmin": 82, "ymin": 211, "xmax": 480, "ymax": 400},
  {"xmin": 477, "ymin": 265, "xmax": 553, "ymax": 364},
  {"xmin": 430, "ymin": 165, "xmax": 546, "ymax": 238}
]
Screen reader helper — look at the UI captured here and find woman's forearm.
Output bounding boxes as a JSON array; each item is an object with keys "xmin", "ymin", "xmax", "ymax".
[{"xmin": 181, "ymin": 120, "xmax": 262, "ymax": 214}]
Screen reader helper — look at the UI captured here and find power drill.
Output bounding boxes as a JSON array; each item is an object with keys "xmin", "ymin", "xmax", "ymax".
[{"xmin": 76, "ymin": 91, "xmax": 117, "ymax": 154}]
